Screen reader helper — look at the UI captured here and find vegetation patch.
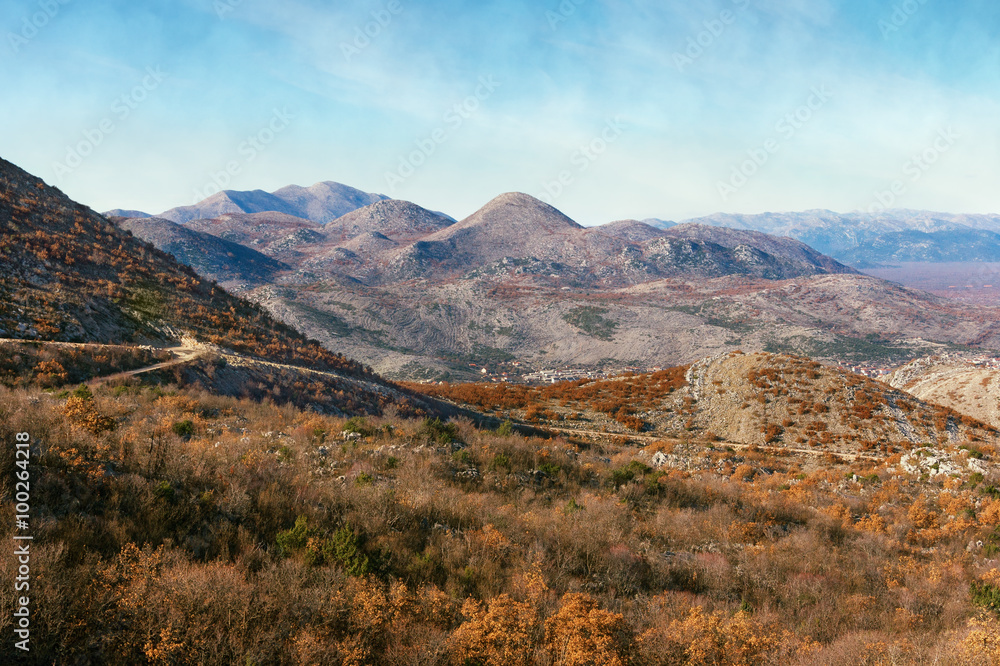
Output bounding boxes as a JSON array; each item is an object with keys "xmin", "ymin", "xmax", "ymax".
[{"xmin": 563, "ymin": 306, "xmax": 618, "ymax": 341}]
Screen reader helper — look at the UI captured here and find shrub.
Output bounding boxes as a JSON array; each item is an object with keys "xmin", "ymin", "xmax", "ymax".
[
  {"xmin": 276, "ymin": 515, "xmax": 311, "ymax": 556},
  {"xmin": 328, "ymin": 525, "xmax": 371, "ymax": 576},
  {"xmin": 973, "ymin": 575, "xmax": 1000, "ymax": 614},
  {"xmin": 421, "ymin": 417, "xmax": 458, "ymax": 444},
  {"xmin": 171, "ymin": 419, "xmax": 194, "ymax": 439},
  {"xmin": 490, "ymin": 453, "xmax": 511, "ymax": 471},
  {"xmin": 342, "ymin": 416, "xmax": 373, "ymax": 436},
  {"xmin": 544, "ymin": 593, "xmax": 629, "ymax": 666}
]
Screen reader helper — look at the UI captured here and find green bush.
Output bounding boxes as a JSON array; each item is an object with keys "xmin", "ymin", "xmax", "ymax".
[
  {"xmin": 171, "ymin": 419, "xmax": 195, "ymax": 439},
  {"xmin": 276, "ymin": 516, "xmax": 370, "ymax": 575},
  {"xmin": 153, "ymin": 480, "xmax": 175, "ymax": 502},
  {"xmin": 342, "ymin": 416, "xmax": 373, "ymax": 436},
  {"xmin": 562, "ymin": 306, "xmax": 618, "ymax": 341},
  {"xmin": 276, "ymin": 515, "xmax": 311, "ymax": 556},
  {"xmin": 610, "ymin": 460, "xmax": 651, "ymax": 488},
  {"xmin": 489, "ymin": 453, "xmax": 511, "ymax": 471},
  {"xmin": 972, "ymin": 580, "xmax": 1000, "ymax": 614},
  {"xmin": 420, "ymin": 417, "xmax": 458, "ymax": 444},
  {"xmin": 330, "ymin": 525, "xmax": 370, "ymax": 577},
  {"xmin": 538, "ymin": 462, "xmax": 561, "ymax": 476}
]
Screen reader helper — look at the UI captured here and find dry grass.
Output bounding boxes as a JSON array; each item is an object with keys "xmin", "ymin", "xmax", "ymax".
[{"xmin": 0, "ymin": 378, "xmax": 997, "ymax": 664}]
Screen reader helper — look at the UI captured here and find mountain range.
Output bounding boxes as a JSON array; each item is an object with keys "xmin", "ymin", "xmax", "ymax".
[
  {"xmin": 104, "ymin": 182, "xmax": 1000, "ymax": 382},
  {"xmin": 107, "ymin": 181, "xmax": 389, "ymax": 225},
  {"xmin": 112, "ymin": 186, "xmax": 1000, "ymax": 269},
  {"xmin": 0, "ymin": 156, "xmax": 437, "ymax": 415},
  {"xmin": 675, "ymin": 209, "xmax": 1000, "ymax": 266}
]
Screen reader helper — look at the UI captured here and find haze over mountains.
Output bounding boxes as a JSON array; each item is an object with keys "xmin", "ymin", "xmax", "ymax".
[{"xmin": 676, "ymin": 209, "xmax": 1000, "ymax": 266}]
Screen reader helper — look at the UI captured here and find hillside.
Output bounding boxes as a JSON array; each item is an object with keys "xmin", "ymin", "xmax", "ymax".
[
  {"xmin": 5, "ymin": 366, "xmax": 999, "ymax": 664},
  {"xmin": 5, "ymin": 153, "xmax": 1000, "ymax": 663},
  {"xmin": 384, "ymin": 193, "xmax": 852, "ymax": 284},
  {"xmin": 103, "ymin": 186, "xmax": 1000, "ymax": 381},
  {"xmin": 888, "ymin": 355, "xmax": 1000, "ymax": 429},
  {"xmin": 414, "ymin": 351, "xmax": 997, "ymax": 458},
  {"xmin": 185, "ymin": 212, "xmax": 325, "ymax": 264},
  {"xmin": 598, "ymin": 219, "xmax": 670, "ymax": 243},
  {"xmin": 662, "ymin": 223, "xmax": 854, "ymax": 275},
  {"xmin": 322, "ymin": 199, "xmax": 455, "ymax": 244},
  {"xmin": 0, "ymin": 156, "xmax": 357, "ymax": 368},
  {"xmin": 114, "ymin": 216, "xmax": 288, "ymax": 286}
]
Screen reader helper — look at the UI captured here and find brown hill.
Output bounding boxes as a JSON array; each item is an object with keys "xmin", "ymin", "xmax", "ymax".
[
  {"xmin": 413, "ymin": 350, "xmax": 998, "ymax": 462},
  {"xmin": 386, "ymin": 193, "xmax": 848, "ymax": 284},
  {"xmin": 682, "ymin": 351, "xmax": 994, "ymax": 453}
]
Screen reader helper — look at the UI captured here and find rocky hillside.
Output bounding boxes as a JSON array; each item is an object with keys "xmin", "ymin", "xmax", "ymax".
[
  {"xmin": 114, "ymin": 216, "xmax": 287, "ymax": 286},
  {"xmin": 888, "ymin": 355, "xmax": 1000, "ymax": 429},
  {"xmin": 415, "ymin": 350, "xmax": 998, "ymax": 462},
  {"xmin": 380, "ymin": 193, "xmax": 853, "ymax": 284},
  {"xmin": 185, "ymin": 212, "xmax": 325, "ymax": 265},
  {"xmin": 682, "ymin": 351, "xmax": 994, "ymax": 453},
  {"xmin": 103, "ymin": 184, "xmax": 1000, "ymax": 381},
  {"xmin": 661, "ymin": 223, "xmax": 853, "ymax": 275},
  {"xmin": 322, "ymin": 199, "xmax": 455, "ymax": 244}
]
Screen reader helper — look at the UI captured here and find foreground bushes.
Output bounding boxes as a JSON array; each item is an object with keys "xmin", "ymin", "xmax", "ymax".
[{"xmin": 0, "ymin": 383, "xmax": 996, "ymax": 664}]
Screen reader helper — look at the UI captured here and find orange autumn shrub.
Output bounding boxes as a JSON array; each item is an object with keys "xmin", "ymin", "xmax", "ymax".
[
  {"xmin": 544, "ymin": 593, "xmax": 630, "ymax": 666},
  {"xmin": 448, "ymin": 594, "xmax": 537, "ymax": 666}
]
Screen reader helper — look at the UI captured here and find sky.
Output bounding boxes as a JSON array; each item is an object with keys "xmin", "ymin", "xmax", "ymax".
[{"xmin": 1, "ymin": 0, "xmax": 999, "ymax": 225}]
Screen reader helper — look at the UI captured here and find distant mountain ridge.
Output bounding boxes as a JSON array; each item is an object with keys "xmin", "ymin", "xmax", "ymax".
[
  {"xmin": 105, "ymin": 181, "xmax": 388, "ymax": 225},
  {"xmin": 680, "ymin": 209, "xmax": 1000, "ymax": 266}
]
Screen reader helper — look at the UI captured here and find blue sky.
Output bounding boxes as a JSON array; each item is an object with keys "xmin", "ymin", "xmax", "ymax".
[{"xmin": 2, "ymin": 0, "xmax": 998, "ymax": 224}]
